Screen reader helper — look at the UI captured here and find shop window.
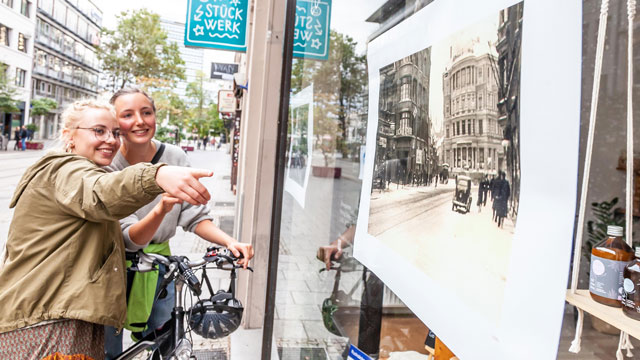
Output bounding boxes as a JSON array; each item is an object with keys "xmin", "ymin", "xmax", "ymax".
[
  {"xmin": 15, "ymin": 68, "xmax": 26, "ymax": 87},
  {"xmin": 17, "ymin": 33, "xmax": 26, "ymax": 53},
  {"xmin": 0, "ymin": 24, "xmax": 9, "ymax": 46}
]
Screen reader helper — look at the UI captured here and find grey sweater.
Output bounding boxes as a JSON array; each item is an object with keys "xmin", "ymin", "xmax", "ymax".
[{"xmin": 105, "ymin": 139, "xmax": 213, "ymax": 251}]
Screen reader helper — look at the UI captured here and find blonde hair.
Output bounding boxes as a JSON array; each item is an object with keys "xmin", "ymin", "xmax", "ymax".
[{"xmin": 59, "ymin": 99, "xmax": 116, "ymax": 151}]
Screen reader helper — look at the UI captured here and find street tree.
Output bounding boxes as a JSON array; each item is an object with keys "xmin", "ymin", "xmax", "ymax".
[
  {"xmin": 0, "ymin": 64, "xmax": 20, "ymax": 116},
  {"xmin": 98, "ymin": 9, "xmax": 185, "ymax": 91},
  {"xmin": 154, "ymin": 90, "xmax": 187, "ymax": 144},
  {"xmin": 313, "ymin": 32, "xmax": 367, "ymax": 157},
  {"xmin": 29, "ymin": 98, "xmax": 58, "ymax": 136}
]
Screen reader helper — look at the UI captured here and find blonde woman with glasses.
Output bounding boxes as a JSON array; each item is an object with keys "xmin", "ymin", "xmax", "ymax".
[{"xmin": 0, "ymin": 99, "xmax": 213, "ymax": 360}]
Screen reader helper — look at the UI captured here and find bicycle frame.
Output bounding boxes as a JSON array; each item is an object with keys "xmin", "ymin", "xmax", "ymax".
[{"xmin": 114, "ymin": 262, "xmax": 192, "ymax": 360}]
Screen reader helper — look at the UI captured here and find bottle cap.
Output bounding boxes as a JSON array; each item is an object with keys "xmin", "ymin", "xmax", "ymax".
[{"xmin": 607, "ymin": 225, "xmax": 624, "ymax": 237}]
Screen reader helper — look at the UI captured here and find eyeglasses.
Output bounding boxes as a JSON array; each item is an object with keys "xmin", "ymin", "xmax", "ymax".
[{"xmin": 75, "ymin": 126, "xmax": 121, "ymax": 141}]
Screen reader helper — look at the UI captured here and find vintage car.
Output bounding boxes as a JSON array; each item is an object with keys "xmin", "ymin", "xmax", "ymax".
[{"xmin": 452, "ymin": 175, "xmax": 472, "ymax": 213}]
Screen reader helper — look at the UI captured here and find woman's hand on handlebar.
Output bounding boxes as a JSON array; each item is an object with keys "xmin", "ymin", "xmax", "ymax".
[{"xmin": 227, "ymin": 242, "xmax": 254, "ymax": 269}]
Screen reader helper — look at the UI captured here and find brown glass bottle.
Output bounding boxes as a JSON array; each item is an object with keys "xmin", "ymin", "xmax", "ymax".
[
  {"xmin": 589, "ymin": 225, "xmax": 634, "ymax": 307},
  {"xmin": 622, "ymin": 247, "xmax": 640, "ymax": 319}
]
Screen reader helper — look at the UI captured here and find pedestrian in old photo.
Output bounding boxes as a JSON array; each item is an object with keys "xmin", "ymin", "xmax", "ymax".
[
  {"xmin": 0, "ymin": 99, "xmax": 214, "ymax": 360},
  {"xmin": 494, "ymin": 171, "xmax": 511, "ymax": 228}
]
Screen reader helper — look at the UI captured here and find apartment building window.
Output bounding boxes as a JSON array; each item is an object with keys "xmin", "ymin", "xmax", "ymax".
[
  {"xmin": 18, "ymin": 33, "xmax": 26, "ymax": 52},
  {"xmin": 479, "ymin": 119, "xmax": 483, "ymax": 135},
  {"xmin": 54, "ymin": 0, "xmax": 66, "ymax": 24},
  {"xmin": 77, "ymin": 18, "xmax": 87, "ymax": 39},
  {"xmin": 400, "ymin": 78, "xmax": 410, "ymax": 101},
  {"xmin": 15, "ymin": 68, "xmax": 26, "ymax": 87},
  {"xmin": 0, "ymin": 24, "xmax": 9, "ymax": 46},
  {"xmin": 20, "ymin": 0, "xmax": 28, "ymax": 16},
  {"xmin": 66, "ymin": 10, "xmax": 77, "ymax": 33},
  {"xmin": 398, "ymin": 112, "xmax": 411, "ymax": 136},
  {"xmin": 461, "ymin": 120, "xmax": 466, "ymax": 135},
  {"xmin": 1, "ymin": 0, "xmax": 12, "ymax": 7},
  {"xmin": 446, "ymin": 125, "xmax": 450, "ymax": 138},
  {"xmin": 39, "ymin": 0, "xmax": 52, "ymax": 14}
]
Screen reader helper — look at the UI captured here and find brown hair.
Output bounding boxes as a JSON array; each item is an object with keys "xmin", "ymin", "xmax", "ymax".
[{"xmin": 109, "ymin": 86, "xmax": 156, "ymax": 113}]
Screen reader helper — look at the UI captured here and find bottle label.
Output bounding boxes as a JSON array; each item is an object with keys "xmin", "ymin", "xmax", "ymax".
[
  {"xmin": 622, "ymin": 278, "xmax": 640, "ymax": 313},
  {"xmin": 589, "ymin": 255, "xmax": 629, "ymax": 300}
]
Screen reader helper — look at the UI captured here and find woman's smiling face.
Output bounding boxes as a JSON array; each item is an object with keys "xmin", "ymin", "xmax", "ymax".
[
  {"xmin": 113, "ymin": 92, "xmax": 157, "ymax": 145},
  {"xmin": 68, "ymin": 108, "xmax": 120, "ymax": 166}
]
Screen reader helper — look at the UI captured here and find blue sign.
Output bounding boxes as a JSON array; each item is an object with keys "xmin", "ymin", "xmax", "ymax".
[
  {"xmin": 184, "ymin": 0, "xmax": 249, "ymax": 52},
  {"xmin": 347, "ymin": 344, "xmax": 372, "ymax": 360},
  {"xmin": 293, "ymin": 0, "xmax": 332, "ymax": 60}
]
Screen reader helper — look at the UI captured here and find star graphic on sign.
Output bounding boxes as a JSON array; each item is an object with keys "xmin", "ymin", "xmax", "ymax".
[
  {"xmin": 311, "ymin": 38, "xmax": 322, "ymax": 49},
  {"xmin": 194, "ymin": 25, "xmax": 204, "ymax": 36},
  {"xmin": 230, "ymin": 0, "xmax": 240, "ymax": 5}
]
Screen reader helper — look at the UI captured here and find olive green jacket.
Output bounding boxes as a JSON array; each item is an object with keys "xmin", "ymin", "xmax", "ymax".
[{"xmin": 0, "ymin": 151, "xmax": 165, "ymax": 333}]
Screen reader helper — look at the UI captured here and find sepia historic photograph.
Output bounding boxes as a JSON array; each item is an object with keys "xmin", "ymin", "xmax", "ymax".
[{"xmin": 367, "ymin": 2, "xmax": 523, "ymax": 325}]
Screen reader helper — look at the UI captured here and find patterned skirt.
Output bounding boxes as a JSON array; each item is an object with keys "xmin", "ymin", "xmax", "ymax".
[{"xmin": 0, "ymin": 319, "xmax": 104, "ymax": 360}]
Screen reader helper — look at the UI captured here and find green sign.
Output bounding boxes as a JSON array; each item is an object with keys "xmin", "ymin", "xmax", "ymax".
[
  {"xmin": 184, "ymin": 0, "xmax": 249, "ymax": 52},
  {"xmin": 294, "ymin": 0, "xmax": 332, "ymax": 60}
]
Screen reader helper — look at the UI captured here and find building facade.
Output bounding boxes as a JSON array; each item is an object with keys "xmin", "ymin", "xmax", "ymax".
[
  {"xmin": 441, "ymin": 49, "xmax": 502, "ymax": 178},
  {"xmin": 377, "ymin": 48, "xmax": 431, "ymax": 185},
  {"xmin": 0, "ymin": 0, "xmax": 36, "ymax": 141},
  {"xmin": 32, "ymin": 0, "xmax": 101, "ymax": 139},
  {"xmin": 496, "ymin": 3, "xmax": 523, "ymax": 218},
  {"xmin": 160, "ymin": 19, "xmax": 204, "ymax": 106}
]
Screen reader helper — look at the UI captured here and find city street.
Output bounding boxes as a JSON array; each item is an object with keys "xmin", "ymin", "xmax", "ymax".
[{"xmin": 368, "ymin": 182, "xmax": 515, "ymax": 327}]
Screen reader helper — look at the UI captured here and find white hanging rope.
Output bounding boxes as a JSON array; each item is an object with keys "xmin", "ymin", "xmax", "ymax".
[
  {"xmin": 625, "ymin": 0, "xmax": 636, "ymax": 247},
  {"xmin": 616, "ymin": 331, "xmax": 634, "ymax": 359},
  {"xmin": 624, "ymin": 332, "xmax": 635, "ymax": 357},
  {"xmin": 618, "ymin": 332, "xmax": 625, "ymax": 360},
  {"xmin": 570, "ymin": 0, "xmax": 610, "ymax": 293},
  {"xmin": 568, "ymin": 308, "xmax": 584, "ymax": 353}
]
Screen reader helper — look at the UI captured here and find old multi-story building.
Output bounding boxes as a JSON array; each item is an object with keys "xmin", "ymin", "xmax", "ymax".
[
  {"xmin": 441, "ymin": 46, "xmax": 502, "ymax": 178},
  {"xmin": 32, "ymin": 0, "xmax": 101, "ymax": 139},
  {"xmin": 0, "ymin": 0, "xmax": 36, "ymax": 141},
  {"xmin": 377, "ymin": 47, "xmax": 431, "ymax": 184}
]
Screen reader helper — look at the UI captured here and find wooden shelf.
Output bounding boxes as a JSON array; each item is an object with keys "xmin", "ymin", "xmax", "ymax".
[{"xmin": 566, "ymin": 290, "xmax": 640, "ymax": 340}]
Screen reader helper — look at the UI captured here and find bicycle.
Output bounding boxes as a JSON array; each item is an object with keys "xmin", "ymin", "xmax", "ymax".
[{"xmin": 114, "ymin": 246, "xmax": 252, "ymax": 360}]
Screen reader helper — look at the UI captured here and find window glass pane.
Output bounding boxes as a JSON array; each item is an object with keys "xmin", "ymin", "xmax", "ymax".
[
  {"xmin": 0, "ymin": 24, "xmax": 8, "ymax": 46},
  {"xmin": 17, "ymin": 33, "xmax": 26, "ymax": 52},
  {"xmin": 274, "ymin": 1, "xmax": 435, "ymax": 359}
]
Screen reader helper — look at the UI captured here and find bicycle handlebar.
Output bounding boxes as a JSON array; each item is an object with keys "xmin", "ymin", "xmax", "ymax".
[{"xmin": 128, "ymin": 246, "xmax": 252, "ymax": 297}]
